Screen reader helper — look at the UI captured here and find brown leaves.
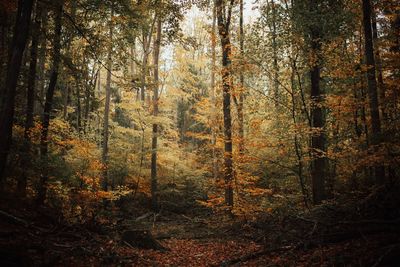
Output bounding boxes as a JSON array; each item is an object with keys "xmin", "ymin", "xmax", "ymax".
[{"xmin": 118, "ymin": 238, "xmax": 262, "ymax": 266}]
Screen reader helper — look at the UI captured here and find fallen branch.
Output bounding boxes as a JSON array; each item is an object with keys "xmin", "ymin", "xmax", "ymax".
[
  {"xmin": 0, "ymin": 210, "xmax": 29, "ymax": 227},
  {"xmin": 135, "ymin": 212, "xmax": 153, "ymax": 222}
]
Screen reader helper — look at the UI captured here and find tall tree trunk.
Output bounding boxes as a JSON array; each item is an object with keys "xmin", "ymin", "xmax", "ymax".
[
  {"xmin": 76, "ymin": 79, "xmax": 81, "ymax": 133},
  {"xmin": 210, "ymin": 1, "xmax": 218, "ymax": 180},
  {"xmin": 216, "ymin": 0, "xmax": 234, "ymax": 208},
  {"xmin": 271, "ymin": 0, "xmax": 279, "ymax": 110},
  {"xmin": 141, "ymin": 32, "xmax": 148, "ymax": 102},
  {"xmin": 101, "ymin": 5, "xmax": 114, "ymax": 191},
  {"xmin": 0, "ymin": 6, "xmax": 8, "ymax": 84},
  {"xmin": 36, "ymin": 6, "xmax": 48, "ymax": 112},
  {"xmin": 371, "ymin": 3, "xmax": 386, "ymax": 124},
  {"xmin": 18, "ymin": 1, "xmax": 41, "ymax": 197},
  {"xmin": 151, "ymin": 18, "xmax": 162, "ymax": 211},
  {"xmin": 37, "ymin": 0, "xmax": 63, "ymax": 204},
  {"xmin": 310, "ymin": 27, "xmax": 327, "ymax": 205},
  {"xmin": 0, "ymin": 0, "xmax": 34, "ymax": 189},
  {"xmin": 140, "ymin": 16, "xmax": 156, "ymax": 103},
  {"xmin": 238, "ymin": 0, "xmax": 245, "ymax": 155},
  {"xmin": 362, "ymin": 0, "xmax": 385, "ymax": 183}
]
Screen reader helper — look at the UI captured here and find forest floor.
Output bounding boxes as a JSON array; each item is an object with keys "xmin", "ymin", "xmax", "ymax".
[{"xmin": 1, "ymin": 188, "xmax": 400, "ymax": 266}]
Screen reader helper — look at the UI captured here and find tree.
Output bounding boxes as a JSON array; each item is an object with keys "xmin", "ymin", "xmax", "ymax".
[
  {"xmin": 151, "ymin": 18, "xmax": 162, "ymax": 211},
  {"xmin": 37, "ymin": 0, "xmax": 63, "ymax": 204},
  {"xmin": 0, "ymin": 0, "xmax": 34, "ymax": 189},
  {"xmin": 210, "ymin": 1, "xmax": 218, "ymax": 180},
  {"xmin": 101, "ymin": 3, "xmax": 114, "ymax": 191},
  {"xmin": 18, "ymin": 1, "xmax": 42, "ymax": 197},
  {"xmin": 309, "ymin": 2, "xmax": 327, "ymax": 204},
  {"xmin": 216, "ymin": 0, "xmax": 235, "ymax": 207},
  {"xmin": 362, "ymin": 0, "xmax": 385, "ymax": 183}
]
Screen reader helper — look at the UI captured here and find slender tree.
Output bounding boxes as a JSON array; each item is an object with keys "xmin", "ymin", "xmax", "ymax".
[
  {"xmin": 216, "ymin": 0, "xmax": 235, "ymax": 207},
  {"xmin": 0, "ymin": 0, "xmax": 34, "ymax": 188},
  {"xmin": 309, "ymin": 1, "xmax": 327, "ymax": 204},
  {"xmin": 151, "ymin": 18, "xmax": 162, "ymax": 211},
  {"xmin": 101, "ymin": 4, "xmax": 114, "ymax": 191},
  {"xmin": 37, "ymin": 0, "xmax": 63, "ymax": 204},
  {"xmin": 18, "ymin": 1, "xmax": 42, "ymax": 197},
  {"xmin": 210, "ymin": 1, "xmax": 218, "ymax": 179},
  {"xmin": 237, "ymin": 0, "xmax": 245, "ymax": 154},
  {"xmin": 362, "ymin": 0, "xmax": 385, "ymax": 182}
]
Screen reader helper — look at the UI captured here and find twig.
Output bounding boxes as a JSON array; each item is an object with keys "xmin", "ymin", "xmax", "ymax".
[
  {"xmin": 123, "ymin": 240, "xmax": 136, "ymax": 249},
  {"xmin": 372, "ymin": 243, "xmax": 399, "ymax": 267},
  {"xmin": 0, "ymin": 210, "xmax": 29, "ymax": 227}
]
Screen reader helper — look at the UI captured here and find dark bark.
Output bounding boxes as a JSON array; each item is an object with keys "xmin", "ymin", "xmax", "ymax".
[
  {"xmin": 76, "ymin": 81, "xmax": 81, "ymax": 133},
  {"xmin": 37, "ymin": 0, "xmax": 63, "ymax": 204},
  {"xmin": 216, "ymin": 0, "xmax": 234, "ymax": 207},
  {"xmin": 310, "ymin": 29, "xmax": 327, "ymax": 205},
  {"xmin": 36, "ymin": 6, "xmax": 48, "ymax": 112},
  {"xmin": 18, "ymin": 1, "xmax": 41, "ymax": 197},
  {"xmin": 0, "ymin": 0, "xmax": 34, "ymax": 189},
  {"xmin": 151, "ymin": 19, "xmax": 162, "ymax": 211},
  {"xmin": 238, "ymin": 0, "xmax": 245, "ymax": 155},
  {"xmin": 0, "ymin": 7, "xmax": 8, "ymax": 85},
  {"xmin": 271, "ymin": 0, "xmax": 280, "ymax": 110},
  {"xmin": 362, "ymin": 0, "xmax": 385, "ymax": 182}
]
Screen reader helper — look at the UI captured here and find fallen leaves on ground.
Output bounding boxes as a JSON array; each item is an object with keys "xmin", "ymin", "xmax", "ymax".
[{"xmin": 116, "ymin": 238, "xmax": 262, "ymax": 266}]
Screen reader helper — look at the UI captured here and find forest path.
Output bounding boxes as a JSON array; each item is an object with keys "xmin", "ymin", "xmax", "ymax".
[{"xmin": 114, "ymin": 212, "xmax": 264, "ymax": 266}]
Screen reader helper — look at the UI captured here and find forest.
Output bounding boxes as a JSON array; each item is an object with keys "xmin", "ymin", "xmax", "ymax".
[{"xmin": 0, "ymin": 0, "xmax": 400, "ymax": 265}]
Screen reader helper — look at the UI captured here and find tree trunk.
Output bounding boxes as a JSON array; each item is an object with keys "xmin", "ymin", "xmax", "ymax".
[
  {"xmin": 0, "ymin": 6, "xmax": 8, "ymax": 84},
  {"xmin": 310, "ymin": 28, "xmax": 327, "ymax": 205},
  {"xmin": 210, "ymin": 1, "xmax": 218, "ymax": 180},
  {"xmin": 151, "ymin": 18, "xmax": 162, "ymax": 211},
  {"xmin": 238, "ymin": 0, "xmax": 245, "ymax": 155},
  {"xmin": 141, "ymin": 33, "xmax": 148, "ymax": 102},
  {"xmin": 101, "ymin": 5, "xmax": 114, "ymax": 191},
  {"xmin": 271, "ymin": 0, "xmax": 279, "ymax": 110},
  {"xmin": 0, "ymin": 0, "xmax": 34, "ymax": 189},
  {"xmin": 18, "ymin": 1, "xmax": 41, "ymax": 197},
  {"xmin": 216, "ymin": 0, "xmax": 234, "ymax": 207},
  {"xmin": 76, "ymin": 81, "xmax": 81, "ymax": 132},
  {"xmin": 36, "ymin": 6, "xmax": 48, "ymax": 112},
  {"xmin": 362, "ymin": 0, "xmax": 385, "ymax": 183},
  {"xmin": 371, "ymin": 4, "xmax": 386, "ymax": 124},
  {"xmin": 37, "ymin": 0, "xmax": 63, "ymax": 204}
]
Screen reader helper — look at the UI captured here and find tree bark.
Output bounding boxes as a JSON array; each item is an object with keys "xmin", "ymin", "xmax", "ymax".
[
  {"xmin": 310, "ymin": 27, "xmax": 327, "ymax": 205},
  {"xmin": 151, "ymin": 18, "xmax": 162, "ymax": 211},
  {"xmin": 141, "ymin": 33, "xmax": 148, "ymax": 102},
  {"xmin": 362, "ymin": 0, "xmax": 385, "ymax": 183},
  {"xmin": 18, "ymin": 1, "xmax": 41, "ymax": 197},
  {"xmin": 36, "ymin": 6, "xmax": 48, "ymax": 112},
  {"xmin": 271, "ymin": 0, "xmax": 279, "ymax": 110},
  {"xmin": 238, "ymin": 0, "xmax": 245, "ymax": 155},
  {"xmin": 37, "ymin": 0, "xmax": 63, "ymax": 204},
  {"xmin": 210, "ymin": 1, "xmax": 218, "ymax": 180},
  {"xmin": 101, "ymin": 5, "xmax": 114, "ymax": 191},
  {"xmin": 216, "ymin": 0, "xmax": 234, "ymax": 207},
  {"xmin": 0, "ymin": 0, "xmax": 34, "ymax": 189},
  {"xmin": 371, "ymin": 3, "xmax": 386, "ymax": 124}
]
